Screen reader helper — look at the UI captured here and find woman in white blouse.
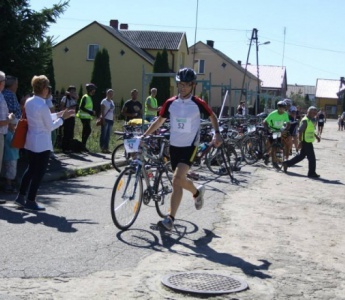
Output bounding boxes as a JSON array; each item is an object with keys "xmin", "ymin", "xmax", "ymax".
[{"xmin": 14, "ymin": 75, "xmax": 74, "ymax": 211}]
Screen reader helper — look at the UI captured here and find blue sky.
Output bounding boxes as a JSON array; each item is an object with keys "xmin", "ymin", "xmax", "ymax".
[{"xmin": 31, "ymin": 0, "xmax": 344, "ymax": 86}]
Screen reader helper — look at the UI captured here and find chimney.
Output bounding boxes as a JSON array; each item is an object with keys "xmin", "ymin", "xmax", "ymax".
[
  {"xmin": 110, "ymin": 19, "xmax": 119, "ymax": 30},
  {"xmin": 237, "ymin": 60, "xmax": 242, "ymax": 66},
  {"xmin": 120, "ymin": 23, "xmax": 128, "ymax": 30},
  {"xmin": 206, "ymin": 40, "xmax": 214, "ymax": 48}
]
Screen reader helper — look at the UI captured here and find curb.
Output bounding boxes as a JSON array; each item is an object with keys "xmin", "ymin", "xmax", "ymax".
[{"xmin": 42, "ymin": 161, "xmax": 113, "ymax": 182}]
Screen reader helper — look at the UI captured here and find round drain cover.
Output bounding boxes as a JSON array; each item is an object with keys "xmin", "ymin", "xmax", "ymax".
[{"xmin": 162, "ymin": 271, "xmax": 248, "ymax": 295}]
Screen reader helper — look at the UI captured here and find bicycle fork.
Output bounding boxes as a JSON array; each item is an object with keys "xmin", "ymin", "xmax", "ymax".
[{"xmin": 121, "ymin": 164, "xmax": 142, "ymax": 201}]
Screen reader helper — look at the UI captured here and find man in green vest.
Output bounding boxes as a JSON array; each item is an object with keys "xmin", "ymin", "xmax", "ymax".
[
  {"xmin": 76, "ymin": 83, "xmax": 96, "ymax": 151},
  {"xmin": 283, "ymin": 106, "xmax": 321, "ymax": 178},
  {"xmin": 144, "ymin": 88, "xmax": 159, "ymax": 122}
]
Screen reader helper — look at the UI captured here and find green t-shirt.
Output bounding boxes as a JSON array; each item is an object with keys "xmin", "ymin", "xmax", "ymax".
[{"xmin": 264, "ymin": 110, "xmax": 289, "ymax": 131}]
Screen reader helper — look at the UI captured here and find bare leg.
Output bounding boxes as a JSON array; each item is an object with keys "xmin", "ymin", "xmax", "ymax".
[{"xmin": 169, "ymin": 163, "xmax": 197, "ymax": 218}]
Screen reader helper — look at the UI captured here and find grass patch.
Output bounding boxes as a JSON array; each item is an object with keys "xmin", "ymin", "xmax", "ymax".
[{"xmin": 55, "ymin": 118, "xmax": 125, "ymax": 153}]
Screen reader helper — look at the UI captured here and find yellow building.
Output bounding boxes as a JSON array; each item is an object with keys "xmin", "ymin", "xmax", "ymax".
[
  {"xmin": 188, "ymin": 41, "xmax": 259, "ymax": 116},
  {"xmin": 53, "ymin": 20, "xmax": 189, "ymax": 107},
  {"xmin": 315, "ymin": 79, "xmax": 343, "ymax": 118}
]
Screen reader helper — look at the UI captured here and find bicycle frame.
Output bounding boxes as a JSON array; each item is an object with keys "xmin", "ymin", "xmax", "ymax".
[{"xmin": 125, "ymin": 135, "xmax": 170, "ymax": 203}]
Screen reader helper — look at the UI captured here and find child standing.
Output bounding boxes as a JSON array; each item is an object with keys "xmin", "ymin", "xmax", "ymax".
[
  {"xmin": 3, "ymin": 114, "xmax": 19, "ymax": 193},
  {"xmin": 338, "ymin": 115, "xmax": 343, "ymax": 131}
]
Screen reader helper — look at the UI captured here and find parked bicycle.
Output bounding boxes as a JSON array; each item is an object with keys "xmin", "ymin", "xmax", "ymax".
[{"xmin": 111, "ymin": 134, "xmax": 173, "ymax": 230}]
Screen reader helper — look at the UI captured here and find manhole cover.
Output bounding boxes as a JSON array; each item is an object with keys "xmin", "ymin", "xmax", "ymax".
[{"xmin": 162, "ymin": 271, "xmax": 248, "ymax": 295}]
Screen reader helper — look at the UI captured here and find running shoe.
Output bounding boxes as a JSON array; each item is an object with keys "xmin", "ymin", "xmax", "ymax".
[
  {"xmin": 161, "ymin": 215, "xmax": 174, "ymax": 231},
  {"xmin": 194, "ymin": 185, "xmax": 205, "ymax": 210}
]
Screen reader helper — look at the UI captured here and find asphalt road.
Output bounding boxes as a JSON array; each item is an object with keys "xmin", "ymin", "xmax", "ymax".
[{"xmin": 0, "ymin": 165, "xmax": 232, "ymax": 279}]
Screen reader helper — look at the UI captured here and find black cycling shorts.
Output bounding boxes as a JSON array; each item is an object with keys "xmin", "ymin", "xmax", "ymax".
[{"xmin": 170, "ymin": 145, "xmax": 197, "ymax": 171}]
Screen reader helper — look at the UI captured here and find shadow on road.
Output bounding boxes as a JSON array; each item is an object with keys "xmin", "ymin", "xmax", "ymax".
[
  {"xmin": 285, "ymin": 171, "xmax": 344, "ymax": 184},
  {"xmin": 117, "ymin": 221, "xmax": 271, "ymax": 279},
  {"xmin": 0, "ymin": 205, "xmax": 97, "ymax": 232}
]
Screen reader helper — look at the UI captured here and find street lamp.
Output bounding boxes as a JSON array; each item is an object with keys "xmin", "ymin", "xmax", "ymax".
[{"xmin": 255, "ymin": 40, "xmax": 270, "ymax": 115}]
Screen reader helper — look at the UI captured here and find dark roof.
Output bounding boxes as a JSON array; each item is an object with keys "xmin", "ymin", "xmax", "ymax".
[
  {"xmin": 119, "ymin": 30, "xmax": 186, "ymax": 50},
  {"xmin": 98, "ymin": 23, "xmax": 155, "ymax": 64}
]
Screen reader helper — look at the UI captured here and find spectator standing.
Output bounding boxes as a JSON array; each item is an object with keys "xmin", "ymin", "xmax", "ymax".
[
  {"xmin": 3, "ymin": 75, "xmax": 21, "ymax": 119},
  {"xmin": 76, "ymin": 83, "xmax": 96, "ymax": 152},
  {"xmin": 236, "ymin": 101, "xmax": 246, "ymax": 116},
  {"xmin": 121, "ymin": 89, "xmax": 142, "ymax": 122},
  {"xmin": 99, "ymin": 89, "xmax": 115, "ymax": 153},
  {"xmin": 144, "ymin": 88, "xmax": 159, "ymax": 122},
  {"xmin": 0, "ymin": 71, "xmax": 10, "ymax": 204},
  {"xmin": 60, "ymin": 85, "xmax": 78, "ymax": 153},
  {"xmin": 3, "ymin": 114, "xmax": 19, "ymax": 193},
  {"xmin": 14, "ymin": 75, "xmax": 75, "ymax": 211}
]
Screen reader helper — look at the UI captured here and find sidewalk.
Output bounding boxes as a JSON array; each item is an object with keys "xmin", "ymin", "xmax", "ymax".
[{"xmin": 16, "ymin": 151, "xmax": 113, "ymax": 183}]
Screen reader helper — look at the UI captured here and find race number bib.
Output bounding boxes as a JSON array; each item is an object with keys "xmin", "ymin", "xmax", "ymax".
[
  {"xmin": 124, "ymin": 138, "xmax": 140, "ymax": 153},
  {"xmin": 171, "ymin": 117, "xmax": 192, "ymax": 133}
]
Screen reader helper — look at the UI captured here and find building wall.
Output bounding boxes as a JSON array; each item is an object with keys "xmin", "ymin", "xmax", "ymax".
[
  {"xmin": 53, "ymin": 23, "xmax": 153, "ymax": 106},
  {"xmin": 187, "ymin": 42, "xmax": 258, "ymax": 115},
  {"xmin": 316, "ymin": 97, "xmax": 340, "ymax": 118},
  {"xmin": 145, "ymin": 35, "xmax": 190, "ymax": 97}
]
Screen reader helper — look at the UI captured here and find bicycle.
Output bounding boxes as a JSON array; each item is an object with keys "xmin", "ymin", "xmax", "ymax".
[
  {"xmin": 110, "ymin": 134, "xmax": 173, "ymax": 230},
  {"xmin": 111, "ymin": 124, "xmax": 170, "ymax": 173},
  {"xmin": 241, "ymin": 125, "xmax": 269, "ymax": 165}
]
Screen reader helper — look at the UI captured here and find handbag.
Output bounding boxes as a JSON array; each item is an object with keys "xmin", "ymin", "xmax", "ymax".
[
  {"xmin": 96, "ymin": 107, "xmax": 111, "ymax": 126},
  {"xmin": 11, "ymin": 109, "xmax": 28, "ymax": 149}
]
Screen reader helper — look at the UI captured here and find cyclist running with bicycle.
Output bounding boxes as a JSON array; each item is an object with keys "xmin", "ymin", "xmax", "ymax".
[
  {"xmin": 142, "ymin": 68, "xmax": 222, "ymax": 231},
  {"xmin": 263, "ymin": 100, "xmax": 290, "ymax": 169}
]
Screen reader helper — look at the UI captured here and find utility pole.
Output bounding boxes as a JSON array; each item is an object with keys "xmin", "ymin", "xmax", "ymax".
[{"xmin": 240, "ymin": 28, "xmax": 260, "ymax": 114}]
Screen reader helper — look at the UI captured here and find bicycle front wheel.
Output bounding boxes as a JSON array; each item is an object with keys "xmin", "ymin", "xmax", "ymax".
[
  {"xmin": 112, "ymin": 143, "xmax": 130, "ymax": 172},
  {"xmin": 154, "ymin": 166, "xmax": 173, "ymax": 218},
  {"xmin": 272, "ymin": 143, "xmax": 285, "ymax": 170},
  {"xmin": 205, "ymin": 146, "xmax": 223, "ymax": 175},
  {"xmin": 111, "ymin": 167, "xmax": 143, "ymax": 230},
  {"xmin": 241, "ymin": 136, "xmax": 259, "ymax": 165}
]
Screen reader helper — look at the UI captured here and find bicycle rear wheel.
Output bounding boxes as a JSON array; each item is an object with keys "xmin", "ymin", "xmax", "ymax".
[
  {"xmin": 111, "ymin": 167, "xmax": 143, "ymax": 230},
  {"xmin": 154, "ymin": 166, "xmax": 173, "ymax": 218},
  {"xmin": 112, "ymin": 143, "xmax": 130, "ymax": 172},
  {"xmin": 219, "ymin": 144, "xmax": 235, "ymax": 181}
]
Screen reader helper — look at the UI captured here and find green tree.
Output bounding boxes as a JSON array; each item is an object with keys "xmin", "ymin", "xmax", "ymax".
[
  {"xmin": 289, "ymin": 90, "xmax": 308, "ymax": 110},
  {"xmin": 0, "ymin": 0, "xmax": 69, "ymax": 96},
  {"xmin": 160, "ymin": 48, "xmax": 171, "ymax": 102},
  {"xmin": 91, "ymin": 48, "xmax": 112, "ymax": 114},
  {"xmin": 150, "ymin": 48, "xmax": 171, "ymax": 106}
]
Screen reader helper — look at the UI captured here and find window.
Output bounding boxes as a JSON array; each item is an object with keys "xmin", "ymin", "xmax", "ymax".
[
  {"xmin": 194, "ymin": 59, "xmax": 205, "ymax": 74},
  {"xmin": 87, "ymin": 44, "xmax": 99, "ymax": 60}
]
